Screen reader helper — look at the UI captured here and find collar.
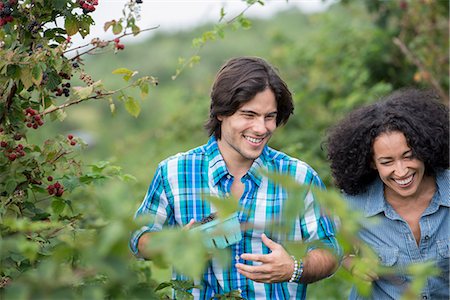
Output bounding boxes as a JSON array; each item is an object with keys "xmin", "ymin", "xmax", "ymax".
[
  {"xmin": 205, "ymin": 136, "xmax": 268, "ymax": 187},
  {"xmin": 435, "ymin": 170, "xmax": 450, "ymax": 207},
  {"xmin": 363, "ymin": 179, "xmax": 387, "ymax": 217}
]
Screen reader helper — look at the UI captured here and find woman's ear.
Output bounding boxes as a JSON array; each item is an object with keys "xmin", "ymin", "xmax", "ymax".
[
  {"xmin": 217, "ymin": 115, "xmax": 223, "ymax": 122},
  {"xmin": 370, "ymin": 160, "xmax": 377, "ymax": 170}
]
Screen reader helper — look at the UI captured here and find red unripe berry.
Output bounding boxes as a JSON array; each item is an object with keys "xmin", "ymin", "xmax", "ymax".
[
  {"xmin": 8, "ymin": 153, "xmax": 17, "ymax": 161},
  {"xmin": 47, "ymin": 176, "xmax": 53, "ymax": 182},
  {"xmin": 55, "ymin": 188, "xmax": 64, "ymax": 197},
  {"xmin": 37, "ymin": 120, "xmax": 44, "ymax": 126},
  {"xmin": 67, "ymin": 134, "xmax": 74, "ymax": 140},
  {"xmin": 116, "ymin": 43, "xmax": 125, "ymax": 50},
  {"xmin": 114, "ymin": 38, "xmax": 120, "ymax": 43},
  {"xmin": 0, "ymin": 141, "xmax": 7, "ymax": 147},
  {"xmin": 54, "ymin": 182, "xmax": 61, "ymax": 189},
  {"xmin": 47, "ymin": 185, "xmax": 55, "ymax": 195},
  {"xmin": 26, "ymin": 123, "xmax": 32, "ymax": 128},
  {"xmin": 34, "ymin": 115, "xmax": 41, "ymax": 121},
  {"xmin": 70, "ymin": 140, "xmax": 77, "ymax": 146},
  {"xmin": 32, "ymin": 124, "xmax": 38, "ymax": 129}
]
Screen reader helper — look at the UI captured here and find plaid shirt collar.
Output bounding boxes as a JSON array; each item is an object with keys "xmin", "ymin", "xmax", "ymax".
[{"xmin": 205, "ymin": 136, "xmax": 266, "ymax": 187}]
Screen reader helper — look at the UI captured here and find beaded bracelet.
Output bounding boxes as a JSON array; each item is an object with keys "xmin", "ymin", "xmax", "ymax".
[{"xmin": 289, "ymin": 256, "xmax": 304, "ymax": 283}]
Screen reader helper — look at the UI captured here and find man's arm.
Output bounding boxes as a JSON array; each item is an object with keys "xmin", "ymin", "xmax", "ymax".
[{"xmin": 135, "ymin": 219, "xmax": 196, "ymax": 259}]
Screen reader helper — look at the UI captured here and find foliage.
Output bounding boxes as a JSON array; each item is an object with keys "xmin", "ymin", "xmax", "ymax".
[{"xmin": 1, "ymin": 0, "xmax": 447, "ymax": 299}]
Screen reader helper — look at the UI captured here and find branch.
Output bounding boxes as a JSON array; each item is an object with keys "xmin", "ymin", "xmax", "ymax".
[
  {"xmin": 393, "ymin": 37, "xmax": 448, "ymax": 104},
  {"xmin": 41, "ymin": 82, "xmax": 136, "ymax": 116},
  {"xmin": 64, "ymin": 26, "xmax": 160, "ymax": 59}
]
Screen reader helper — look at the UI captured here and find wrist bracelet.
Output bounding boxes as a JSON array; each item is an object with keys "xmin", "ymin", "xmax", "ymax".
[{"xmin": 289, "ymin": 256, "xmax": 304, "ymax": 283}]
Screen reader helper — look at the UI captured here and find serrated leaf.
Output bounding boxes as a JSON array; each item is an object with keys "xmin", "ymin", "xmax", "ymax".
[
  {"xmin": 104, "ymin": 20, "xmax": 116, "ymax": 32},
  {"xmin": 74, "ymin": 85, "xmax": 94, "ymax": 99},
  {"xmin": 20, "ymin": 67, "xmax": 33, "ymax": 90},
  {"xmin": 140, "ymin": 82, "xmax": 149, "ymax": 99},
  {"xmin": 51, "ymin": 198, "xmax": 65, "ymax": 215},
  {"xmin": 65, "ymin": 15, "xmax": 78, "ymax": 36},
  {"xmin": 124, "ymin": 96, "xmax": 141, "ymax": 117},
  {"xmin": 132, "ymin": 24, "xmax": 140, "ymax": 36},
  {"xmin": 112, "ymin": 22, "xmax": 123, "ymax": 35},
  {"xmin": 112, "ymin": 67, "xmax": 133, "ymax": 75},
  {"xmin": 31, "ymin": 64, "xmax": 43, "ymax": 85}
]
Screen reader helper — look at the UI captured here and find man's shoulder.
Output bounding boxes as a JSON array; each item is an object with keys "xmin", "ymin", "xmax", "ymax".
[{"xmin": 264, "ymin": 146, "xmax": 321, "ymax": 181}]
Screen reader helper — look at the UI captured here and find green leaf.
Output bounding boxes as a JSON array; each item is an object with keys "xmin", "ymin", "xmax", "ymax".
[
  {"xmin": 123, "ymin": 96, "xmax": 141, "ymax": 117},
  {"xmin": 139, "ymin": 82, "xmax": 149, "ymax": 99},
  {"xmin": 51, "ymin": 198, "xmax": 65, "ymax": 215},
  {"xmin": 74, "ymin": 85, "xmax": 94, "ymax": 99},
  {"xmin": 112, "ymin": 22, "xmax": 123, "ymax": 35},
  {"xmin": 204, "ymin": 195, "xmax": 239, "ymax": 219},
  {"xmin": 31, "ymin": 64, "xmax": 43, "ymax": 86},
  {"xmin": 20, "ymin": 67, "xmax": 33, "ymax": 90},
  {"xmin": 104, "ymin": 20, "xmax": 116, "ymax": 32},
  {"xmin": 112, "ymin": 67, "xmax": 133, "ymax": 75},
  {"xmin": 131, "ymin": 24, "xmax": 140, "ymax": 36},
  {"xmin": 65, "ymin": 15, "xmax": 78, "ymax": 36}
]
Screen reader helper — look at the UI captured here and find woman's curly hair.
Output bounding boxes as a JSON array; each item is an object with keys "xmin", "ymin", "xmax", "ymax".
[{"xmin": 326, "ymin": 88, "xmax": 449, "ymax": 195}]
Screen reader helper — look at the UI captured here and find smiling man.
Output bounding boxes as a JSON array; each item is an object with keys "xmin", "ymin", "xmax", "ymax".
[{"xmin": 130, "ymin": 57, "xmax": 340, "ymax": 299}]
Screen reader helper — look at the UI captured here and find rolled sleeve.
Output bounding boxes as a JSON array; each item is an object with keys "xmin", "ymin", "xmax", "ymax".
[{"xmin": 129, "ymin": 164, "xmax": 171, "ymax": 256}]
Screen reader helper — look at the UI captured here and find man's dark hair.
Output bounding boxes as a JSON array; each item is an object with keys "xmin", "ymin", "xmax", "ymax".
[
  {"xmin": 326, "ymin": 88, "xmax": 449, "ymax": 195},
  {"xmin": 205, "ymin": 56, "xmax": 294, "ymax": 139}
]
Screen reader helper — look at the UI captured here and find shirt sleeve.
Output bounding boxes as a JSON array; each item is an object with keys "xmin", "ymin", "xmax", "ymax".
[
  {"xmin": 300, "ymin": 170, "xmax": 342, "ymax": 260},
  {"xmin": 129, "ymin": 163, "xmax": 173, "ymax": 256}
]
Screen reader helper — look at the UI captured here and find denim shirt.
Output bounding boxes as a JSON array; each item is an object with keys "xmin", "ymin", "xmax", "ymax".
[{"xmin": 345, "ymin": 170, "xmax": 449, "ymax": 300}]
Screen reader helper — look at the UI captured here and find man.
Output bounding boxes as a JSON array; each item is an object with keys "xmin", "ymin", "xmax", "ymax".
[{"xmin": 130, "ymin": 57, "xmax": 340, "ymax": 299}]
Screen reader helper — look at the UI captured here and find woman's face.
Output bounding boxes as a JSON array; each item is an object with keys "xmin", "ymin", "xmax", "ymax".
[{"xmin": 372, "ymin": 131, "xmax": 427, "ymax": 200}]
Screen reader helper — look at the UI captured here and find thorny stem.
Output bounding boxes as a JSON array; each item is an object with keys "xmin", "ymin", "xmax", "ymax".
[
  {"xmin": 64, "ymin": 26, "xmax": 159, "ymax": 59},
  {"xmin": 41, "ymin": 82, "xmax": 138, "ymax": 116}
]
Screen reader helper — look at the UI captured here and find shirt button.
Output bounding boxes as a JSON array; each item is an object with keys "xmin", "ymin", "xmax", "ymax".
[
  {"xmin": 424, "ymin": 235, "xmax": 430, "ymax": 240},
  {"xmin": 422, "ymin": 295, "xmax": 428, "ymax": 300},
  {"xmin": 235, "ymin": 255, "xmax": 240, "ymax": 261},
  {"xmin": 226, "ymin": 175, "xmax": 231, "ymax": 179}
]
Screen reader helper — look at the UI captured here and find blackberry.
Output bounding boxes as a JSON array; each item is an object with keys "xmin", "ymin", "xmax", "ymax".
[{"xmin": 197, "ymin": 212, "xmax": 217, "ymax": 225}]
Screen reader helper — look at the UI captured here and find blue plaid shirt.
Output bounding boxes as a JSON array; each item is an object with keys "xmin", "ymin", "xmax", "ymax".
[{"xmin": 130, "ymin": 136, "xmax": 339, "ymax": 299}]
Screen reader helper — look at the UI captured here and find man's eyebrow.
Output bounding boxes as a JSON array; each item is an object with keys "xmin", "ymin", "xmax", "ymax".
[{"xmin": 238, "ymin": 109, "xmax": 278, "ymax": 115}]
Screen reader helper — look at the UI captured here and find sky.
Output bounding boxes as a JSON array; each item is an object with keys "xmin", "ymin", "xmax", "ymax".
[{"xmin": 70, "ymin": 0, "xmax": 334, "ymax": 48}]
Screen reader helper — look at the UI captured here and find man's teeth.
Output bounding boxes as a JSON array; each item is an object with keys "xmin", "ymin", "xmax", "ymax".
[
  {"xmin": 245, "ymin": 136, "xmax": 263, "ymax": 143},
  {"xmin": 395, "ymin": 175, "xmax": 413, "ymax": 185}
]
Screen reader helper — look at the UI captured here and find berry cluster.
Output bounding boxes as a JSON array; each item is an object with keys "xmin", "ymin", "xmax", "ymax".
[
  {"xmin": 114, "ymin": 38, "xmax": 125, "ymax": 50},
  {"xmin": 197, "ymin": 212, "xmax": 217, "ymax": 225},
  {"xmin": 24, "ymin": 107, "xmax": 44, "ymax": 129},
  {"xmin": 0, "ymin": 0, "xmax": 16, "ymax": 27},
  {"xmin": 1, "ymin": 142, "xmax": 25, "ymax": 161},
  {"xmin": 79, "ymin": 0, "xmax": 98, "ymax": 14},
  {"xmin": 54, "ymin": 82, "xmax": 71, "ymax": 97},
  {"xmin": 79, "ymin": 72, "xmax": 94, "ymax": 85},
  {"xmin": 67, "ymin": 134, "xmax": 76, "ymax": 146},
  {"xmin": 47, "ymin": 180, "xmax": 64, "ymax": 197}
]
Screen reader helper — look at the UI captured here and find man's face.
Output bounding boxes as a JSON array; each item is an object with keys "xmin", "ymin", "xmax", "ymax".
[{"xmin": 217, "ymin": 88, "xmax": 277, "ymax": 167}]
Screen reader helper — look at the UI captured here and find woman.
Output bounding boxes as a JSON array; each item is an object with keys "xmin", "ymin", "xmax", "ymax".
[{"xmin": 326, "ymin": 88, "xmax": 449, "ymax": 299}]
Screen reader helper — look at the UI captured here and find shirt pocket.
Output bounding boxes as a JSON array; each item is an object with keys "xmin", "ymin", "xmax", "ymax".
[
  {"xmin": 436, "ymin": 239, "xmax": 449, "ymax": 278},
  {"xmin": 375, "ymin": 247, "xmax": 408, "ymax": 285}
]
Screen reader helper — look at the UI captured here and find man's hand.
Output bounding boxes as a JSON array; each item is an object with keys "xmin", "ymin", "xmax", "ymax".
[{"xmin": 235, "ymin": 233, "xmax": 294, "ymax": 283}]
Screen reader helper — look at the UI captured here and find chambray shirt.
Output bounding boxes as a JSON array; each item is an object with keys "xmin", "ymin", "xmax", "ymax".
[
  {"xmin": 345, "ymin": 170, "xmax": 449, "ymax": 300},
  {"xmin": 130, "ymin": 136, "xmax": 340, "ymax": 300}
]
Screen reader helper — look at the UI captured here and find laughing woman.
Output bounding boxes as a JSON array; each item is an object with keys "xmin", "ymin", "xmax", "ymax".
[{"xmin": 326, "ymin": 88, "xmax": 449, "ymax": 299}]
